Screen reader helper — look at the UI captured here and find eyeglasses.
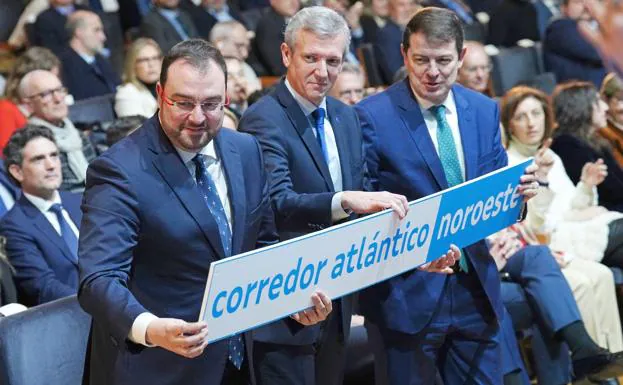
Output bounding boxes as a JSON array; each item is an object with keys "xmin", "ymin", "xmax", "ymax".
[
  {"xmin": 462, "ymin": 64, "xmax": 493, "ymax": 74},
  {"xmin": 25, "ymin": 86, "xmax": 67, "ymax": 101},
  {"xmin": 162, "ymin": 95, "xmax": 226, "ymax": 114},
  {"xmin": 136, "ymin": 55, "xmax": 162, "ymax": 65}
]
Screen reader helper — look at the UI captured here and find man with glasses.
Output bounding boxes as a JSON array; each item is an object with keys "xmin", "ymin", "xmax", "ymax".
[
  {"xmin": 457, "ymin": 40, "xmax": 494, "ymax": 97},
  {"xmin": 18, "ymin": 70, "xmax": 96, "ymax": 192},
  {"xmin": 328, "ymin": 63, "xmax": 365, "ymax": 106},
  {"xmin": 77, "ymin": 39, "xmax": 333, "ymax": 385},
  {"xmin": 0, "ymin": 125, "xmax": 82, "ymax": 307}
]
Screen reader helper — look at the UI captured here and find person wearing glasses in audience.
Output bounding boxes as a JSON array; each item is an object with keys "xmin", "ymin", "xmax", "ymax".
[
  {"xmin": 328, "ymin": 63, "xmax": 365, "ymax": 106},
  {"xmin": 457, "ymin": 40, "xmax": 495, "ymax": 98},
  {"xmin": 115, "ymin": 38, "xmax": 163, "ymax": 118},
  {"xmin": 78, "ymin": 39, "xmax": 333, "ymax": 385},
  {"xmin": 0, "ymin": 125, "xmax": 82, "ymax": 307},
  {"xmin": 18, "ymin": 70, "xmax": 96, "ymax": 193}
]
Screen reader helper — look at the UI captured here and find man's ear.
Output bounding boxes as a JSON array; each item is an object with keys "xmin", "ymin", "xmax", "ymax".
[
  {"xmin": 281, "ymin": 42, "xmax": 291, "ymax": 68},
  {"xmin": 7, "ymin": 164, "xmax": 23, "ymax": 185}
]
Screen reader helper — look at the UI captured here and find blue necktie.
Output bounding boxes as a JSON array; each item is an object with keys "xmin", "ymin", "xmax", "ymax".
[
  {"xmin": 192, "ymin": 154, "xmax": 244, "ymax": 368},
  {"xmin": 430, "ymin": 105, "xmax": 469, "ymax": 272},
  {"xmin": 49, "ymin": 204, "xmax": 78, "ymax": 261},
  {"xmin": 311, "ymin": 108, "xmax": 329, "ymax": 164}
]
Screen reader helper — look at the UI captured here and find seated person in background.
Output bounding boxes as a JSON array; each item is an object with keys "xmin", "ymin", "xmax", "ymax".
[
  {"xmin": 224, "ymin": 56, "xmax": 250, "ymax": 116},
  {"xmin": 551, "ymin": 81, "xmax": 623, "ymax": 212},
  {"xmin": 544, "ymin": 0, "xmax": 607, "ymax": 87},
  {"xmin": 487, "ymin": 0, "xmax": 551, "ymax": 47},
  {"xmin": 115, "ymin": 38, "xmax": 162, "ymax": 118},
  {"xmin": 600, "ymin": 73, "xmax": 623, "ymax": 168},
  {"xmin": 488, "ymin": 235, "xmax": 623, "ymax": 384},
  {"xmin": 457, "ymin": 40, "xmax": 494, "ymax": 97},
  {"xmin": 32, "ymin": 0, "xmax": 88, "ymax": 55},
  {"xmin": 19, "ymin": 70, "xmax": 97, "ymax": 192},
  {"xmin": 0, "ymin": 47, "xmax": 61, "ymax": 154},
  {"xmin": 360, "ymin": 0, "xmax": 389, "ymax": 44},
  {"xmin": 140, "ymin": 0, "xmax": 199, "ymax": 54},
  {"xmin": 179, "ymin": 0, "xmax": 247, "ymax": 39},
  {"xmin": 209, "ymin": 21, "xmax": 261, "ymax": 94},
  {"xmin": 105, "ymin": 115, "xmax": 146, "ymax": 147},
  {"xmin": 60, "ymin": 10, "xmax": 121, "ymax": 101},
  {"xmin": 328, "ymin": 62, "xmax": 365, "ymax": 105},
  {"xmin": 0, "ymin": 125, "xmax": 82, "ymax": 307},
  {"xmin": 423, "ymin": 0, "xmax": 475, "ymax": 24},
  {"xmin": 222, "ymin": 108, "xmax": 239, "ymax": 130}
]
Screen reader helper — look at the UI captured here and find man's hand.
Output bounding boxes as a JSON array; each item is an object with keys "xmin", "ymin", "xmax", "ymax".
[
  {"xmin": 290, "ymin": 291, "xmax": 333, "ymax": 326},
  {"xmin": 418, "ymin": 244, "xmax": 461, "ymax": 274},
  {"xmin": 581, "ymin": 158, "xmax": 608, "ymax": 187},
  {"xmin": 341, "ymin": 191, "xmax": 409, "ymax": 219},
  {"xmin": 517, "ymin": 163, "xmax": 540, "ymax": 202},
  {"xmin": 145, "ymin": 318, "xmax": 209, "ymax": 358}
]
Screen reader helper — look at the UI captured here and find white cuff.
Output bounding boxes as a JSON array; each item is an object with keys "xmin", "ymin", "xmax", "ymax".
[
  {"xmin": 331, "ymin": 192, "xmax": 350, "ymax": 222},
  {"xmin": 129, "ymin": 312, "xmax": 158, "ymax": 347}
]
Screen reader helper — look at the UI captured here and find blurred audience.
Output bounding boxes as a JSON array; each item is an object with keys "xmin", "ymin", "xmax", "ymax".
[
  {"xmin": 457, "ymin": 40, "xmax": 494, "ymax": 97},
  {"xmin": 224, "ymin": 56, "xmax": 250, "ymax": 116},
  {"xmin": 500, "ymin": 86, "xmax": 623, "ymax": 352},
  {"xmin": 105, "ymin": 115, "xmax": 146, "ymax": 147},
  {"xmin": 360, "ymin": 0, "xmax": 389, "ymax": 44},
  {"xmin": 551, "ymin": 81, "xmax": 623, "ymax": 213},
  {"xmin": 0, "ymin": 48, "xmax": 61, "ymax": 154},
  {"xmin": 60, "ymin": 10, "xmax": 121, "ymax": 101},
  {"xmin": 222, "ymin": 107, "xmax": 240, "ymax": 130},
  {"xmin": 209, "ymin": 21, "xmax": 261, "ymax": 93},
  {"xmin": 140, "ymin": 0, "xmax": 199, "ymax": 53},
  {"xmin": 322, "ymin": 0, "xmax": 365, "ymax": 65},
  {"xmin": 8, "ymin": 0, "xmax": 49, "ymax": 50},
  {"xmin": 544, "ymin": 0, "xmax": 606, "ymax": 87},
  {"xmin": 253, "ymin": 0, "xmax": 301, "ymax": 76},
  {"xmin": 423, "ymin": 0, "xmax": 474, "ymax": 24},
  {"xmin": 19, "ymin": 70, "xmax": 96, "ymax": 192},
  {"xmin": 0, "ymin": 125, "xmax": 82, "ymax": 307},
  {"xmin": 115, "ymin": 38, "xmax": 162, "ymax": 118},
  {"xmin": 487, "ymin": 0, "xmax": 550, "ymax": 47},
  {"xmin": 580, "ymin": 0, "xmax": 623, "ymax": 79},
  {"xmin": 328, "ymin": 62, "xmax": 365, "ymax": 105},
  {"xmin": 32, "ymin": 0, "xmax": 88, "ymax": 56},
  {"xmin": 180, "ymin": 0, "xmax": 247, "ymax": 39},
  {"xmin": 600, "ymin": 73, "xmax": 623, "ymax": 168}
]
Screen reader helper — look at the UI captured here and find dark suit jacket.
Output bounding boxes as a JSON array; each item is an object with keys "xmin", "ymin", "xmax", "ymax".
[
  {"xmin": 374, "ymin": 19, "xmax": 403, "ymax": 85},
  {"xmin": 239, "ymin": 81, "xmax": 359, "ymax": 346},
  {"xmin": 32, "ymin": 5, "xmax": 88, "ymax": 55},
  {"xmin": 179, "ymin": 0, "xmax": 247, "ymax": 38},
  {"xmin": 354, "ymin": 81, "xmax": 507, "ymax": 334},
  {"xmin": 78, "ymin": 116, "xmax": 277, "ymax": 385},
  {"xmin": 0, "ymin": 192, "xmax": 82, "ymax": 307},
  {"xmin": 0, "ymin": 160, "xmax": 20, "ymax": 204},
  {"xmin": 544, "ymin": 18, "xmax": 606, "ymax": 87},
  {"xmin": 140, "ymin": 8, "xmax": 198, "ymax": 54},
  {"xmin": 253, "ymin": 7, "xmax": 287, "ymax": 76},
  {"xmin": 487, "ymin": 0, "xmax": 541, "ymax": 47},
  {"xmin": 59, "ymin": 48, "xmax": 121, "ymax": 101}
]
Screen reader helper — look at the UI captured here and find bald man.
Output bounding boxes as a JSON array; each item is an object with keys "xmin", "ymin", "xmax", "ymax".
[
  {"xmin": 457, "ymin": 41, "xmax": 493, "ymax": 96},
  {"xmin": 59, "ymin": 10, "xmax": 120, "ymax": 100}
]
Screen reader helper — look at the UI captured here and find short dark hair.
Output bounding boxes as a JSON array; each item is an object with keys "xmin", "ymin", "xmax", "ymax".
[
  {"xmin": 402, "ymin": 7, "xmax": 464, "ymax": 55},
  {"xmin": 160, "ymin": 39, "xmax": 227, "ymax": 88},
  {"xmin": 106, "ymin": 115, "xmax": 146, "ymax": 146},
  {"xmin": 4, "ymin": 125, "xmax": 57, "ymax": 185}
]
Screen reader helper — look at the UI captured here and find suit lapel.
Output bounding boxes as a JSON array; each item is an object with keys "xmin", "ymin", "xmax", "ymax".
[
  {"xmin": 148, "ymin": 120, "xmax": 226, "ymax": 259},
  {"xmin": 20, "ymin": 196, "xmax": 77, "ymax": 266},
  {"xmin": 274, "ymin": 82, "xmax": 335, "ymax": 191},
  {"xmin": 395, "ymin": 81, "xmax": 448, "ymax": 190},
  {"xmin": 326, "ymin": 99, "xmax": 352, "ymax": 191},
  {"xmin": 453, "ymin": 87, "xmax": 478, "ymax": 181},
  {"xmin": 214, "ymin": 134, "xmax": 246, "ymax": 256}
]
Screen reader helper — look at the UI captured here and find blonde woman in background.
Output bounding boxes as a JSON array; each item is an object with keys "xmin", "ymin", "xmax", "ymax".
[{"xmin": 114, "ymin": 38, "xmax": 162, "ymax": 118}]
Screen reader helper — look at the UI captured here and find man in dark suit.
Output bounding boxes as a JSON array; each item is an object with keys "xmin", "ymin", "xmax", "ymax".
[
  {"xmin": 179, "ymin": 0, "xmax": 247, "ymax": 39},
  {"xmin": 78, "ymin": 39, "xmax": 332, "ymax": 385},
  {"xmin": 0, "ymin": 125, "xmax": 82, "ymax": 307},
  {"xmin": 544, "ymin": 0, "xmax": 606, "ymax": 87},
  {"xmin": 59, "ymin": 10, "xmax": 120, "ymax": 101},
  {"xmin": 0, "ymin": 159, "xmax": 21, "ymax": 218},
  {"xmin": 252, "ymin": 0, "xmax": 300, "ymax": 76},
  {"xmin": 239, "ymin": 7, "xmax": 457, "ymax": 385},
  {"xmin": 355, "ymin": 8, "xmax": 541, "ymax": 384},
  {"xmin": 140, "ymin": 0, "xmax": 199, "ymax": 54},
  {"xmin": 32, "ymin": 0, "xmax": 88, "ymax": 55}
]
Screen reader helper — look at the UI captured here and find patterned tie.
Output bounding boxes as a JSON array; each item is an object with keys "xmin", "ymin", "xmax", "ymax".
[
  {"xmin": 311, "ymin": 108, "xmax": 329, "ymax": 164},
  {"xmin": 49, "ymin": 204, "xmax": 78, "ymax": 261},
  {"xmin": 192, "ymin": 154, "xmax": 244, "ymax": 368},
  {"xmin": 429, "ymin": 105, "xmax": 469, "ymax": 272}
]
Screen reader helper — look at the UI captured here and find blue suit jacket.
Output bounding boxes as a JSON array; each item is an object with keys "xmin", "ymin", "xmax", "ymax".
[
  {"xmin": 0, "ymin": 159, "xmax": 20, "ymax": 204},
  {"xmin": 0, "ymin": 191, "xmax": 82, "ymax": 306},
  {"xmin": 78, "ymin": 116, "xmax": 277, "ymax": 385},
  {"xmin": 374, "ymin": 19, "xmax": 404, "ymax": 85},
  {"xmin": 354, "ymin": 81, "xmax": 507, "ymax": 334},
  {"xmin": 239, "ymin": 81, "xmax": 362, "ymax": 345}
]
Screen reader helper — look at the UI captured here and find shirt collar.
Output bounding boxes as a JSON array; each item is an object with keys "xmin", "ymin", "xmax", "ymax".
[
  {"xmin": 207, "ymin": 4, "xmax": 229, "ymax": 15},
  {"xmin": 175, "ymin": 139, "xmax": 218, "ymax": 166},
  {"xmin": 55, "ymin": 5, "xmax": 75, "ymax": 15},
  {"xmin": 23, "ymin": 191, "xmax": 61, "ymax": 214},
  {"xmin": 410, "ymin": 83, "xmax": 457, "ymax": 116},
  {"xmin": 158, "ymin": 8, "xmax": 179, "ymax": 20},
  {"xmin": 78, "ymin": 52, "xmax": 96, "ymax": 65},
  {"xmin": 284, "ymin": 79, "xmax": 327, "ymax": 117}
]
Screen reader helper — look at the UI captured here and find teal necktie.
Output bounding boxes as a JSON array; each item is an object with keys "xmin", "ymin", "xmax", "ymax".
[{"xmin": 430, "ymin": 105, "xmax": 468, "ymax": 272}]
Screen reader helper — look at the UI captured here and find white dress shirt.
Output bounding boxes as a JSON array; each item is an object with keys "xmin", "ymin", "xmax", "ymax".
[
  {"xmin": 22, "ymin": 191, "xmax": 79, "ymax": 237},
  {"xmin": 129, "ymin": 139, "xmax": 232, "ymax": 346},
  {"xmin": 284, "ymin": 80, "xmax": 349, "ymax": 222},
  {"xmin": 412, "ymin": 89, "xmax": 466, "ymax": 181}
]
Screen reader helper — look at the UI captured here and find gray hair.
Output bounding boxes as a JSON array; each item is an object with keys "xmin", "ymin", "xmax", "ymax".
[
  {"xmin": 284, "ymin": 6, "xmax": 351, "ymax": 56},
  {"xmin": 209, "ymin": 20, "xmax": 246, "ymax": 43},
  {"xmin": 340, "ymin": 62, "xmax": 362, "ymax": 76}
]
